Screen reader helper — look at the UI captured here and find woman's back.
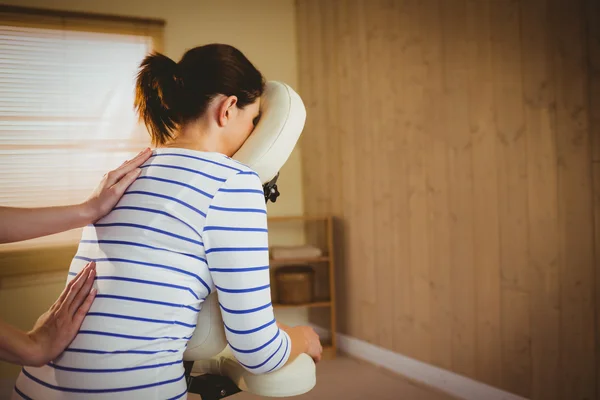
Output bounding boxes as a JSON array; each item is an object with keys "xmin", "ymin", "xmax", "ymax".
[{"xmin": 13, "ymin": 148, "xmax": 290, "ymax": 399}]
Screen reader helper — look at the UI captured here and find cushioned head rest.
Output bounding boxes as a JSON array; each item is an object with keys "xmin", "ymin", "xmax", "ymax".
[{"xmin": 232, "ymin": 81, "xmax": 306, "ymax": 184}]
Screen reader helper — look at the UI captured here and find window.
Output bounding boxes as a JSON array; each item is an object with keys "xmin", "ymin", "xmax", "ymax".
[{"xmin": 0, "ymin": 6, "xmax": 163, "ymax": 251}]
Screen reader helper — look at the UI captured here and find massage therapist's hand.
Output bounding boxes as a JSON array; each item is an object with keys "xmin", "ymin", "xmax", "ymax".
[
  {"xmin": 83, "ymin": 147, "xmax": 152, "ymax": 223},
  {"xmin": 0, "ymin": 262, "xmax": 97, "ymax": 366},
  {"xmin": 0, "ymin": 148, "xmax": 152, "ymax": 244},
  {"xmin": 27, "ymin": 261, "xmax": 97, "ymax": 366}
]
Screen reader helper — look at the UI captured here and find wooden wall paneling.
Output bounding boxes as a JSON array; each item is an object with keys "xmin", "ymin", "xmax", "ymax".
[
  {"xmin": 465, "ymin": 0, "xmax": 502, "ymax": 389},
  {"xmin": 297, "ymin": 0, "xmax": 598, "ymax": 396},
  {"xmin": 302, "ymin": 0, "xmax": 332, "ymax": 334},
  {"xmin": 390, "ymin": 1, "xmax": 412, "ymax": 356},
  {"xmin": 586, "ymin": 0, "xmax": 600, "ymax": 395},
  {"xmin": 419, "ymin": 0, "xmax": 453, "ymax": 372},
  {"xmin": 312, "ymin": 0, "xmax": 332, "ymax": 267},
  {"xmin": 352, "ymin": 0, "xmax": 378, "ymax": 346},
  {"xmin": 594, "ymin": 163, "xmax": 600, "ymax": 400},
  {"xmin": 407, "ymin": 0, "xmax": 435, "ymax": 364},
  {"xmin": 296, "ymin": 0, "xmax": 326, "ymax": 330},
  {"xmin": 588, "ymin": 0, "xmax": 600, "ymax": 163},
  {"xmin": 407, "ymin": 131, "xmax": 432, "ymax": 363},
  {"xmin": 552, "ymin": 0, "xmax": 597, "ymax": 398},
  {"xmin": 319, "ymin": 0, "xmax": 346, "ymax": 342},
  {"xmin": 312, "ymin": 1, "xmax": 329, "ymax": 248},
  {"xmin": 335, "ymin": 0, "xmax": 361, "ymax": 338},
  {"xmin": 490, "ymin": 1, "xmax": 532, "ymax": 397},
  {"xmin": 307, "ymin": 0, "xmax": 328, "ymax": 216},
  {"xmin": 403, "ymin": 0, "xmax": 432, "ymax": 363},
  {"xmin": 296, "ymin": 0, "xmax": 316, "ymax": 215},
  {"xmin": 366, "ymin": 0, "xmax": 395, "ymax": 351},
  {"xmin": 321, "ymin": 1, "xmax": 340, "ymax": 217},
  {"xmin": 426, "ymin": 139, "xmax": 452, "ymax": 371},
  {"xmin": 439, "ymin": 0, "xmax": 477, "ymax": 379},
  {"xmin": 520, "ymin": 0, "xmax": 560, "ymax": 399}
]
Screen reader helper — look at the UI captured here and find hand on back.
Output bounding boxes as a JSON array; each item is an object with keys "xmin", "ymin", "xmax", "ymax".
[{"xmin": 83, "ymin": 148, "xmax": 152, "ymax": 222}]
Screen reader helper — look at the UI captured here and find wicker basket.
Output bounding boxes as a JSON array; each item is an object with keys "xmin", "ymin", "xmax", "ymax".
[{"xmin": 274, "ymin": 265, "xmax": 315, "ymax": 304}]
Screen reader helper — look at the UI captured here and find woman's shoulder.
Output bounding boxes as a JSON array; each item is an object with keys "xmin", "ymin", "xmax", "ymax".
[{"xmin": 146, "ymin": 147, "xmax": 262, "ymax": 194}]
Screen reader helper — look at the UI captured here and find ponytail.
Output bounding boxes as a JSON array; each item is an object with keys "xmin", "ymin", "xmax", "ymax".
[
  {"xmin": 134, "ymin": 52, "xmax": 181, "ymax": 145},
  {"xmin": 134, "ymin": 44, "xmax": 265, "ymax": 146}
]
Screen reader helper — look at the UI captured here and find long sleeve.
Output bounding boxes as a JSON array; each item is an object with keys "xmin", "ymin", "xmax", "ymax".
[{"xmin": 203, "ymin": 170, "xmax": 291, "ymax": 375}]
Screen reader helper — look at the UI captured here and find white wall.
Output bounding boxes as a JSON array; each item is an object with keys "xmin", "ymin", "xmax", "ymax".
[{"xmin": 0, "ymin": 0, "xmax": 307, "ymax": 383}]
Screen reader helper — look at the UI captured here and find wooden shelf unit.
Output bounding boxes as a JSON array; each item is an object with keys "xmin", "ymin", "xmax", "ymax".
[{"xmin": 267, "ymin": 215, "xmax": 337, "ymax": 359}]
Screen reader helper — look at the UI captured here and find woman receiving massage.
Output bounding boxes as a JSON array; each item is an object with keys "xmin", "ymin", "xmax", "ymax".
[{"xmin": 12, "ymin": 43, "xmax": 322, "ymax": 399}]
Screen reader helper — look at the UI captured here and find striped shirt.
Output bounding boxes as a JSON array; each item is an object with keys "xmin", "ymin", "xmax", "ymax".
[{"xmin": 13, "ymin": 148, "xmax": 291, "ymax": 400}]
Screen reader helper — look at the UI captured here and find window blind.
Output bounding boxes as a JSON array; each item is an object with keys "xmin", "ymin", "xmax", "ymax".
[{"xmin": 0, "ymin": 8, "xmax": 163, "ymax": 251}]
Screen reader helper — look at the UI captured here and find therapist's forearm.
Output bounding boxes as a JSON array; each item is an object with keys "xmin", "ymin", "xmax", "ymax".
[
  {"xmin": 0, "ymin": 204, "xmax": 93, "ymax": 244},
  {"xmin": 0, "ymin": 147, "xmax": 151, "ymax": 245},
  {"xmin": 0, "ymin": 320, "xmax": 38, "ymax": 366}
]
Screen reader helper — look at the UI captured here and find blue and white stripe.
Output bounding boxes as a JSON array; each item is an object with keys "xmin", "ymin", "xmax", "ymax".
[{"xmin": 12, "ymin": 148, "xmax": 290, "ymax": 400}]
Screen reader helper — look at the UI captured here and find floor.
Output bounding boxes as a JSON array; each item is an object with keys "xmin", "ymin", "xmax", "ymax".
[
  {"xmin": 0, "ymin": 356, "xmax": 457, "ymax": 400},
  {"xmin": 188, "ymin": 356, "xmax": 457, "ymax": 400}
]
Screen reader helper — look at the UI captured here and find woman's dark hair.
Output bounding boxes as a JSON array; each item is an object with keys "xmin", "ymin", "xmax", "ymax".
[{"xmin": 134, "ymin": 43, "xmax": 265, "ymax": 145}]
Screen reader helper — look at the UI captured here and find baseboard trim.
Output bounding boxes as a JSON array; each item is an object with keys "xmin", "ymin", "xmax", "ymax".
[{"xmin": 311, "ymin": 325, "xmax": 527, "ymax": 400}]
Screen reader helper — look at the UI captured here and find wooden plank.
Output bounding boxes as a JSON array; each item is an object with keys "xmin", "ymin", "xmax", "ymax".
[
  {"xmin": 404, "ymin": 0, "xmax": 431, "ymax": 363},
  {"xmin": 336, "ymin": 0, "xmax": 361, "ymax": 338},
  {"xmin": 588, "ymin": 0, "xmax": 600, "ymax": 162},
  {"xmin": 426, "ymin": 139, "xmax": 452, "ymax": 371},
  {"xmin": 321, "ymin": 0, "xmax": 342, "ymax": 218},
  {"xmin": 296, "ymin": 0, "xmax": 317, "ymax": 217},
  {"xmin": 310, "ymin": 0, "xmax": 329, "ymax": 216},
  {"xmin": 489, "ymin": 0, "xmax": 531, "ymax": 397},
  {"xmin": 519, "ymin": 0, "xmax": 560, "ymax": 399},
  {"xmin": 365, "ymin": 0, "xmax": 395, "ymax": 351},
  {"xmin": 319, "ymin": 1, "xmax": 343, "ymax": 349},
  {"xmin": 418, "ymin": 0, "xmax": 452, "ymax": 372},
  {"xmin": 551, "ymin": 0, "xmax": 596, "ymax": 398},
  {"xmin": 407, "ymin": 131, "xmax": 432, "ymax": 364},
  {"xmin": 593, "ymin": 164, "xmax": 600, "ymax": 400},
  {"xmin": 586, "ymin": 1, "xmax": 600, "ymax": 394},
  {"xmin": 390, "ymin": 0, "xmax": 413, "ymax": 356},
  {"xmin": 465, "ymin": 0, "xmax": 502, "ymax": 388},
  {"xmin": 351, "ymin": 0, "xmax": 378, "ymax": 346},
  {"xmin": 326, "ymin": 217, "xmax": 338, "ymax": 353},
  {"xmin": 439, "ymin": 0, "xmax": 476, "ymax": 379}
]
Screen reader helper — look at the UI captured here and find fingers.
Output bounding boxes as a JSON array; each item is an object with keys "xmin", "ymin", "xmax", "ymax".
[
  {"xmin": 72, "ymin": 287, "xmax": 97, "ymax": 329},
  {"xmin": 56, "ymin": 262, "xmax": 93, "ymax": 306},
  {"xmin": 104, "ymin": 148, "xmax": 151, "ymax": 186},
  {"xmin": 68, "ymin": 262, "xmax": 96, "ymax": 316},
  {"xmin": 58, "ymin": 262, "xmax": 95, "ymax": 315},
  {"xmin": 110, "ymin": 168, "xmax": 143, "ymax": 198}
]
